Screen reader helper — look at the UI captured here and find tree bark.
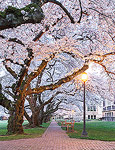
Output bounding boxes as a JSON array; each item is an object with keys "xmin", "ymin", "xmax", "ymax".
[
  {"xmin": 32, "ymin": 113, "xmax": 38, "ymax": 127},
  {"xmin": 37, "ymin": 109, "xmax": 44, "ymax": 125},
  {"xmin": 7, "ymin": 95, "xmax": 25, "ymax": 134}
]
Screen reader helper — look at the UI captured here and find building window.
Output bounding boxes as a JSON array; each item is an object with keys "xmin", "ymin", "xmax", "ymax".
[
  {"xmin": 94, "ymin": 106, "xmax": 96, "ymax": 111},
  {"xmin": 103, "ymin": 101, "xmax": 105, "ymax": 107},
  {"xmin": 94, "ymin": 115, "xmax": 96, "ymax": 119},
  {"xmin": 112, "ymin": 105, "xmax": 115, "ymax": 110},
  {"xmin": 91, "ymin": 115, "xmax": 93, "ymax": 119},
  {"xmin": 87, "ymin": 105, "xmax": 96, "ymax": 111},
  {"xmin": 87, "ymin": 106, "xmax": 90, "ymax": 111},
  {"xmin": 88, "ymin": 115, "xmax": 90, "ymax": 119},
  {"xmin": 91, "ymin": 106, "xmax": 93, "ymax": 111},
  {"xmin": 107, "ymin": 106, "xmax": 111, "ymax": 111},
  {"xmin": 105, "ymin": 113, "xmax": 106, "ymax": 117}
]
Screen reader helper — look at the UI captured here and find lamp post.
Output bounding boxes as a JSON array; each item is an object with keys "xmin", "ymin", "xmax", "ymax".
[{"xmin": 81, "ymin": 72, "xmax": 88, "ymax": 137}]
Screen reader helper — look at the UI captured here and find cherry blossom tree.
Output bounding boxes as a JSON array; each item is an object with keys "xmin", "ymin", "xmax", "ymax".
[
  {"xmin": 0, "ymin": 0, "xmax": 115, "ymax": 134},
  {"xmin": 24, "ymin": 92, "xmax": 63, "ymax": 126}
]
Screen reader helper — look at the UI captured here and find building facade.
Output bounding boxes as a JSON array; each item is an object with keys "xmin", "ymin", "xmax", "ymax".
[
  {"xmin": 73, "ymin": 103, "xmax": 103, "ymax": 121},
  {"xmin": 102, "ymin": 99, "xmax": 115, "ymax": 121},
  {"xmin": 54, "ymin": 98, "xmax": 115, "ymax": 122},
  {"xmin": 86, "ymin": 104, "xmax": 102, "ymax": 120}
]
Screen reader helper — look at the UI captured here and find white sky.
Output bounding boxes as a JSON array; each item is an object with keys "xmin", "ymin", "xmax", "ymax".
[{"xmin": 0, "ymin": 59, "xmax": 6, "ymax": 77}]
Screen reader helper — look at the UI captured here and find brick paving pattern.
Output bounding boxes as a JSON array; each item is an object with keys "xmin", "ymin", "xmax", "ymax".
[{"xmin": 0, "ymin": 121, "xmax": 115, "ymax": 150}]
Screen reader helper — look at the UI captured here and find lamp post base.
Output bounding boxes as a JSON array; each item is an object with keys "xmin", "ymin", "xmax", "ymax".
[{"xmin": 81, "ymin": 131, "xmax": 88, "ymax": 137}]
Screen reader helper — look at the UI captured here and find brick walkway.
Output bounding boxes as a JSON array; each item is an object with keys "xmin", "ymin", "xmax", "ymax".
[{"xmin": 0, "ymin": 121, "xmax": 115, "ymax": 150}]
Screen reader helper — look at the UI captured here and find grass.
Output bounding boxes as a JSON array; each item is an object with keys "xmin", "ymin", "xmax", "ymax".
[
  {"xmin": 0, "ymin": 120, "xmax": 50, "ymax": 141},
  {"xmin": 60, "ymin": 121, "xmax": 115, "ymax": 141}
]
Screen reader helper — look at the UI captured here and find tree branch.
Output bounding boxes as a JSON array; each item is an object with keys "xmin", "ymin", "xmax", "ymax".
[
  {"xmin": 26, "ymin": 64, "xmax": 89, "ymax": 95},
  {"xmin": 77, "ymin": 0, "xmax": 83, "ymax": 23},
  {"xmin": 3, "ymin": 90, "xmax": 14, "ymax": 98},
  {"xmin": 23, "ymin": 54, "xmax": 55, "ymax": 93},
  {"xmin": 33, "ymin": 16, "xmax": 63, "ymax": 42},
  {"xmin": 40, "ymin": 91, "xmax": 62, "ymax": 109},
  {"xmin": 33, "ymin": 25, "xmax": 49, "ymax": 41},
  {"xmin": 23, "ymin": 60, "xmax": 48, "ymax": 92},
  {"xmin": 0, "ymin": 34, "xmax": 25, "ymax": 46},
  {"xmin": 8, "ymin": 38, "xmax": 25, "ymax": 46},
  {"xmin": 0, "ymin": 0, "xmax": 75, "ymax": 31},
  {"xmin": 15, "ymin": 48, "xmax": 34, "ymax": 93},
  {"xmin": 3, "ymin": 59, "xmax": 24, "ymax": 67},
  {"xmin": 44, "ymin": 0, "xmax": 75, "ymax": 23},
  {"xmin": 24, "ymin": 109, "xmax": 32, "ymax": 124},
  {"xmin": 44, "ymin": 100, "xmax": 61, "ymax": 116},
  {"xmin": 0, "ymin": 84, "xmax": 13, "ymax": 111},
  {"xmin": 3, "ymin": 62, "xmax": 18, "ymax": 79},
  {"xmin": 85, "ymin": 52, "xmax": 115, "ymax": 63},
  {"xmin": 96, "ymin": 62, "xmax": 115, "ymax": 76},
  {"xmin": 0, "ymin": 4, "xmax": 44, "ymax": 30}
]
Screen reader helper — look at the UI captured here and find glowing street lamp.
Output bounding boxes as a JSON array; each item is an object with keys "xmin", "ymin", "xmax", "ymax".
[
  {"xmin": 81, "ymin": 72, "xmax": 88, "ymax": 137},
  {"xmin": 81, "ymin": 72, "xmax": 88, "ymax": 82}
]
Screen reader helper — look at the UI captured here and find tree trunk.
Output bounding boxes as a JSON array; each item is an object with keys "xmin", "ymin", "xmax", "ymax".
[
  {"xmin": 37, "ymin": 109, "xmax": 44, "ymax": 126},
  {"xmin": 31, "ymin": 109, "xmax": 44, "ymax": 127},
  {"xmin": 32, "ymin": 112, "xmax": 39, "ymax": 127},
  {"xmin": 43, "ymin": 116, "xmax": 48, "ymax": 123},
  {"xmin": 7, "ymin": 96, "xmax": 25, "ymax": 134},
  {"xmin": 43, "ymin": 114, "xmax": 51, "ymax": 123}
]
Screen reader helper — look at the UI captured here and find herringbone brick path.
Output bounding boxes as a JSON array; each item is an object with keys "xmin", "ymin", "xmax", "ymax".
[{"xmin": 0, "ymin": 121, "xmax": 115, "ymax": 150}]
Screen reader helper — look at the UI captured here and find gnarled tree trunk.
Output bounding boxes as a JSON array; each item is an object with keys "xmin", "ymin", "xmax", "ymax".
[{"xmin": 7, "ymin": 95, "xmax": 25, "ymax": 134}]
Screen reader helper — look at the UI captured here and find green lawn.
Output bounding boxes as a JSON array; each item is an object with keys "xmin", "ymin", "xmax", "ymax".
[
  {"xmin": 60, "ymin": 121, "xmax": 115, "ymax": 141},
  {"xmin": 0, "ymin": 120, "xmax": 50, "ymax": 141}
]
